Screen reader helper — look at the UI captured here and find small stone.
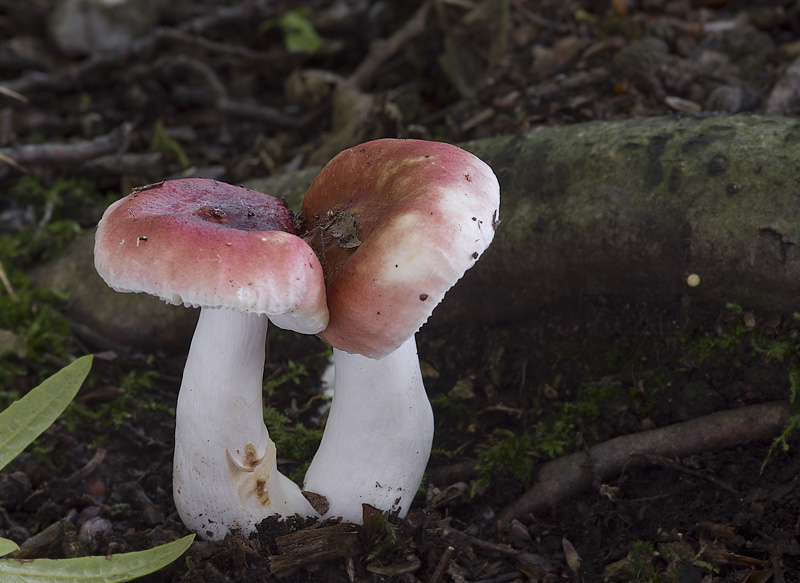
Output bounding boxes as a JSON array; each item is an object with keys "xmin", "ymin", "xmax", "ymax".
[
  {"xmin": 78, "ymin": 516, "xmax": 113, "ymax": 545},
  {"xmin": 705, "ymin": 82, "xmax": 762, "ymax": 113}
]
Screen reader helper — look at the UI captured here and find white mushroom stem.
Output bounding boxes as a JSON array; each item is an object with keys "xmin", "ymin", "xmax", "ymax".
[
  {"xmin": 303, "ymin": 336, "xmax": 434, "ymax": 523},
  {"xmin": 173, "ymin": 307, "xmax": 318, "ymax": 541}
]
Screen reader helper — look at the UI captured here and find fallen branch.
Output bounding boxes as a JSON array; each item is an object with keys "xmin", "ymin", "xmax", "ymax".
[
  {"xmin": 495, "ymin": 401, "xmax": 793, "ymax": 529},
  {"xmin": 38, "ymin": 115, "xmax": 800, "ymax": 351},
  {"xmin": 246, "ymin": 114, "xmax": 800, "ymax": 322}
]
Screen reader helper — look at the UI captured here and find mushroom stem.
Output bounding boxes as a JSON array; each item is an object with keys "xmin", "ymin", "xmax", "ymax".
[
  {"xmin": 173, "ymin": 307, "xmax": 318, "ymax": 541},
  {"xmin": 303, "ymin": 336, "xmax": 434, "ymax": 523}
]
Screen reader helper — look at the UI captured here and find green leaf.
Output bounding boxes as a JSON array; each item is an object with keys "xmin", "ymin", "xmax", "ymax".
[
  {"xmin": 0, "ymin": 355, "xmax": 92, "ymax": 471},
  {"xmin": 0, "ymin": 534, "xmax": 194, "ymax": 583},
  {"xmin": 258, "ymin": 8, "xmax": 341, "ymax": 55},
  {"xmin": 0, "ymin": 538, "xmax": 19, "ymax": 556},
  {"xmin": 279, "ymin": 9, "xmax": 323, "ymax": 54}
]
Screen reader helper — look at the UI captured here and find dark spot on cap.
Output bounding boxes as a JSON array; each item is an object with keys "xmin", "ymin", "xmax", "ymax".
[
  {"xmin": 419, "ymin": 294, "xmax": 429, "ymax": 301},
  {"xmin": 472, "ymin": 252, "xmax": 479, "ymax": 259},
  {"xmin": 196, "ymin": 205, "xmax": 228, "ymax": 223}
]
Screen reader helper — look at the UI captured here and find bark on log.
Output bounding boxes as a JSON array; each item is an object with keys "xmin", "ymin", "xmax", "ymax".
[
  {"xmin": 32, "ymin": 114, "xmax": 800, "ymax": 350},
  {"xmin": 249, "ymin": 114, "xmax": 800, "ymax": 328}
]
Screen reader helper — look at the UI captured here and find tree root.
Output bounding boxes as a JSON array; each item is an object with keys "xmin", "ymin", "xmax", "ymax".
[{"xmin": 496, "ymin": 401, "xmax": 794, "ymax": 530}]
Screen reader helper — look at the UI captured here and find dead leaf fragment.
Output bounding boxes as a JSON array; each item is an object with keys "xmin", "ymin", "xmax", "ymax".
[{"xmin": 562, "ymin": 537, "xmax": 581, "ymax": 572}]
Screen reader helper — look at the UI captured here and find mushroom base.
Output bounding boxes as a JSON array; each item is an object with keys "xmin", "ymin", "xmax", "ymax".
[{"xmin": 303, "ymin": 336, "xmax": 434, "ymax": 523}]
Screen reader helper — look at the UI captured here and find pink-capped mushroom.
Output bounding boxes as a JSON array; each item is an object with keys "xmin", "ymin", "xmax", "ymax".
[
  {"xmin": 94, "ymin": 178, "xmax": 328, "ymax": 540},
  {"xmin": 300, "ymin": 139, "xmax": 500, "ymax": 522}
]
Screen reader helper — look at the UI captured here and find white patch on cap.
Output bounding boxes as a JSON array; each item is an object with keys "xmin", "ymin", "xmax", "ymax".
[
  {"xmin": 376, "ymin": 213, "xmax": 442, "ymax": 285},
  {"xmin": 237, "ymin": 286, "xmax": 257, "ymax": 306}
]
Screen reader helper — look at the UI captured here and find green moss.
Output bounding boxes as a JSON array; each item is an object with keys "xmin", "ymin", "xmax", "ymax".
[
  {"xmin": 0, "ymin": 274, "xmax": 74, "ymax": 388},
  {"xmin": 365, "ymin": 513, "xmax": 399, "ymax": 561},
  {"xmin": 263, "ymin": 406, "xmax": 322, "ymax": 483},
  {"xmin": 473, "ymin": 409, "xmax": 578, "ymax": 492},
  {"xmin": 150, "ymin": 120, "xmax": 191, "ymax": 170},
  {"xmin": 632, "ymin": 539, "xmax": 656, "ymax": 565},
  {"xmin": 430, "ymin": 392, "xmax": 475, "ymax": 419},
  {"xmin": 2, "ymin": 175, "xmax": 101, "ymax": 266},
  {"xmin": 763, "ymin": 362, "xmax": 800, "ymax": 471},
  {"xmin": 0, "ymin": 175, "xmax": 107, "ymax": 385},
  {"xmin": 575, "ymin": 383, "xmax": 621, "ymax": 418},
  {"xmin": 264, "ymin": 360, "xmax": 309, "ymax": 398},
  {"xmin": 474, "ymin": 431, "xmax": 536, "ymax": 490},
  {"xmin": 62, "ymin": 363, "xmax": 172, "ymax": 437},
  {"xmin": 628, "ymin": 369, "xmax": 671, "ymax": 415}
]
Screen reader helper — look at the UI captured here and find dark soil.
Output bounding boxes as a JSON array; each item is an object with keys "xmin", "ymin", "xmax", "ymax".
[{"xmin": 2, "ymin": 1, "xmax": 800, "ymax": 582}]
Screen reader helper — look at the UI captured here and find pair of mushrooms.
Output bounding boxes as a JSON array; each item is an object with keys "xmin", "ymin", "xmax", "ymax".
[{"xmin": 94, "ymin": 139, "xmax": 500, "ymax": 541}]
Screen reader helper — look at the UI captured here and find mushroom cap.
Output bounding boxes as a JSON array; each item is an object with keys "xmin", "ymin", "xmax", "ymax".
[
  {"xmin": 301, "ymin": 139, "xmax": 500, "ymax": 358},
  {"xmin": 95, "ymin": 179, "xmax": 328, "ymax": 334}
]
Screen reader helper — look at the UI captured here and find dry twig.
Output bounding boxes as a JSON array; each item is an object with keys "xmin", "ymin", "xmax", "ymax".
[
  {"xmin": 0, "ymin": 260, "xmax": 15, "ymax": 299},
  {"xmin": 0, "ymin": 123, "xmax": 132, "ymax": 179},
  {"xmin": 348, "ymin": 1, "xmax": 432, "ymax": 90},
  {"xmin": 144, "ymin": 55, "xmax": 317, "ymax": 129}
]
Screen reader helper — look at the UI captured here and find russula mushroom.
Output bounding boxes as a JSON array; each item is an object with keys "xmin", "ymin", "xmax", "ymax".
[
  {"xmin": 94, "ymin": 179, "xmax": 328, "ymax": 540},
  {"xmin": 300, "ymin": 139, "xmax": 500, "ymax": 523}
]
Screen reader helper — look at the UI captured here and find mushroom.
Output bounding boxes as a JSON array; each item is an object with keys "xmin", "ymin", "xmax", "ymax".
[
  {"xmin": 300, "ymin": 139, "xmax": 500, "ymax": 523},
  {"xmin": 94, "ymin": 179, "xmax": 328, "ymax": 540}
]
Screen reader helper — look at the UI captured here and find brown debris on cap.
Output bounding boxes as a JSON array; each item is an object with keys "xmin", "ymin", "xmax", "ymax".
[
  {"xmin": 301, "ymin": 139, "xmax": 500, "ymax": 358},
  {"xmin": 94, "ymin": 178, "xmax": 328, "ymax": 334}
]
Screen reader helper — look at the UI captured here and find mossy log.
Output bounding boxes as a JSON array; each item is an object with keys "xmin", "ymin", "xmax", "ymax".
[
  {"xmin": 251, "ymin": 114, "xmax": 800, "ymax": 328},
  {"xmin": 34, "ymin": 114, "xmax": 800, "ymax": 350}
]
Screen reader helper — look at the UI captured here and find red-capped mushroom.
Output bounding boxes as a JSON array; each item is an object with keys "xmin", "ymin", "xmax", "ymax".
[
  {"xmin": 94, "ymin": 179, "xmax": 328, "ymax": 540},
  {"xmin": 300, "ymin": 139, "xmax": 500, "ymax": 522}
]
